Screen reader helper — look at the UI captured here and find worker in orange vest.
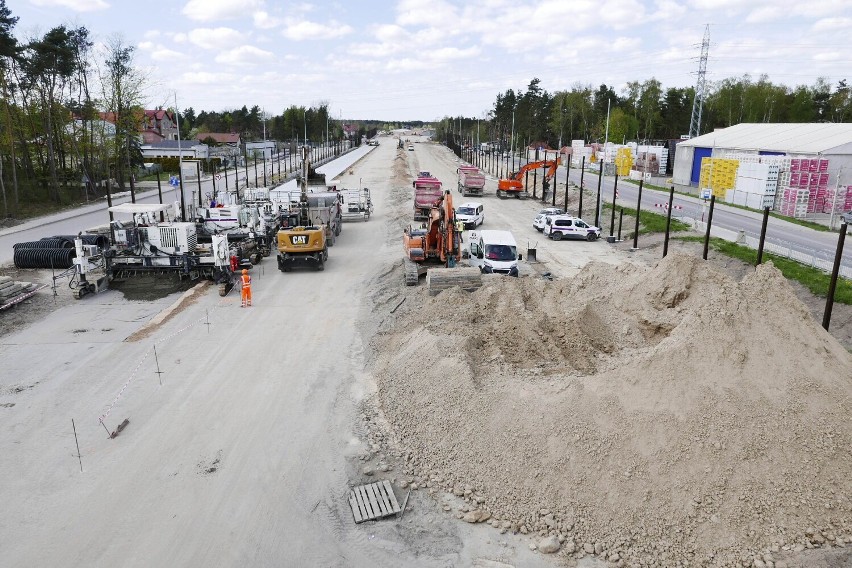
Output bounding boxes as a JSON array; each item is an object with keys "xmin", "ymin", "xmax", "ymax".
[{"xmin": 240, "ymin": 269, "xmax": 252, "ymax": 307}]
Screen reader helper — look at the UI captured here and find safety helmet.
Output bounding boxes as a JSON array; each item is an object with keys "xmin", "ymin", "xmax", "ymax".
[{"xmin": 242, "ymin": 269, "xmax": 248, "ymax": 274}]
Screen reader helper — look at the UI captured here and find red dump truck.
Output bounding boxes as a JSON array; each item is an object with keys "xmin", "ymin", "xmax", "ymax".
[
  {"xmin": 412, "ymin": 176, "xmax": 444, "ymax": 221},
  {"xmin": 457, "ymin": 166, "xmax": 486, "ymax": 197}
]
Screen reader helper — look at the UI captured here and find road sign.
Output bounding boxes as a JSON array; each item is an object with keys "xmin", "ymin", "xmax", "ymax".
[
  {"xmin": 215, "ymin": 174, "xmax": 222, "ymax": 180},
  {"xmin": 700, "ymin": 188, "xmax": 711, "ymax": 200},
  {"xmin": 169, "ymin": 175, "xmax": 179, "ymax": 187}
]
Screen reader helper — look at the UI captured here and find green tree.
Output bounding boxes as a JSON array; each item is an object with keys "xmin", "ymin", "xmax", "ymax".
[{"xmin": 0, "ymin": 0, "xmax": 20, "ymax": 215}]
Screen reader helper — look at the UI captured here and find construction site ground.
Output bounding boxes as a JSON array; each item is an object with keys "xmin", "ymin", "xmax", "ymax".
[{"xmin": 1, "ymin": 136, "xmax": 851, "ymax": 567}]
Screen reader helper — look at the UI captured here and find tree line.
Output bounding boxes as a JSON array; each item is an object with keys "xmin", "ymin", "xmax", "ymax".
[
  {"xmin": 0, "ymin": 0, "xmax": 373, "ymax": 219},
  {"xmin": 436, "ymin": 75, "xmax": 852, "ymax": 151}
]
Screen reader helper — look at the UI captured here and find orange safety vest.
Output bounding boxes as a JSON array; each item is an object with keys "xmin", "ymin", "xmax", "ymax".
[{"xmin": 241, "ymin": 274, "xmax": 251, "ymax": 288}]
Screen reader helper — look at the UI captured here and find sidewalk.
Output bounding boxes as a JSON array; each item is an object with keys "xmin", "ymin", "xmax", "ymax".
[
  {"xmin": 0, "ymin": 145, "xmax": 373, "ymax": 239},
  {"xmin": 0, "ymin": 188, "xmax": 163, "ymax": 238}
]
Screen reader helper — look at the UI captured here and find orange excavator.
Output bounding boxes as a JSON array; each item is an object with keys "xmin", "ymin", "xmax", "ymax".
[
  {"xmin": 497, "ymin": 159, "xmax": 559, "ymax": 199},
  {"xmin": 403, "ymin": 189, "xmax": 460, "ymax": 285}
]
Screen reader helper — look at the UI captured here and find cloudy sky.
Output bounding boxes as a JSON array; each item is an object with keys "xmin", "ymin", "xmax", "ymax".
[{"xmin": 7, "ymin": 0, "xmax": 852, "ymax": 121}]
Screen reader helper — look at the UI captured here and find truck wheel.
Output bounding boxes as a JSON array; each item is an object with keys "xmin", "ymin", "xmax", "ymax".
[
  {"xmin": 552, "ymin": 232, "xmax": 562, "ymax": 241},
  {"xmin": 277, "ymin": 257, "xmax": 285, "ymax": 272},
  {"xmin": 317, "ymin": 257, "xmax": 325, "ymax": 271},
  {"xmin": 327, "ymin": 234, "xmax": 335, "ymax": 247}
]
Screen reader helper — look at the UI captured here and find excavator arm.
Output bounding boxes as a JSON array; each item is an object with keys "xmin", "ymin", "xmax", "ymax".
[{"xmin": 498, "ymin": 159, "xmax": 560, "ymax": 196}]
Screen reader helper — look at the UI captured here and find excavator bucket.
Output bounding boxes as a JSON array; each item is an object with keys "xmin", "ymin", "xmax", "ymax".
[{"xmin": 425, "ymin": 267, "xmax": 482, "ymax": 296}]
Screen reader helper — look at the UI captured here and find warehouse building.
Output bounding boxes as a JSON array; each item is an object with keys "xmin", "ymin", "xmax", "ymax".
[
  {"xmin": 673, "ymin": 124, "xmax": 852, "ymax": 217},
  {"xmin": 674, "ymin": 123, "xmax": 852, "ymax": 189}
]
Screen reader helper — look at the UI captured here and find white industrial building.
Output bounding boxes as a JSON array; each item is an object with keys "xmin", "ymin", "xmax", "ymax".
[{"xmin": 674, "ymin": 123, "xmax": 852, "ymax": 190}]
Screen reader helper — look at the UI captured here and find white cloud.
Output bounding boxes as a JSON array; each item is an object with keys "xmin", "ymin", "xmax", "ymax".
[
  {"xmin": 182, "ymin": 0, "xmax": 262, "ymax": 22},
  {"xmin": 745, "ymin": 6, "xmax": 781, "ymax": 24},
  {"xmin": 813, "ymin": 52, "xmax": 841, "ymax": 62},
  {"xmin": 182, "ymin": 71, "xmax": 230, "ymax": 85},
  {"xmin": 188, "ymin": 27, "xmax": 243, "ymax": 50},
  {"xmin": 143, "ymin": 30, "xmax": 161, "ymax": 40},
  {"xmin": 253, "ymin": 11, "xmax": 283, "ymax": 30},
  {"xmin": 348, "ymin": 42, "xmax": 397, "ymax": 59},
  {"xmin": 29, "ymin": 0, "xmax": 108, "ymax": 11},
  {"xmin": 396, "ymin": 0, "xmax": 458, "ymax": 28},
  {"xmin": 173, "ymin": 33, "xmax": 187, "ymax": 44},
  {"xmin": 149, "ymin": 47, "xmax": 186, "ymax": 62},
  {"xmin": 374, "ymin": 24, "xmax": 407, "ymax": 43},
  {"xmin": 425, "ymin": 46, "xmax": 481, "ymax": 62},
  {"xmin": 137, "ymin": 41, "xmax": 154, "ymax": 51},
  {"xmin": 812, "ymin": 17, "xmax": 852, "ymax": 32},
  {"xmin": 282, "ymin": 19, "xmax": 353, "ymax": 40},
  {"xmin": 215, "ymin": 45, "xmax": 275, "ymax": 66}
]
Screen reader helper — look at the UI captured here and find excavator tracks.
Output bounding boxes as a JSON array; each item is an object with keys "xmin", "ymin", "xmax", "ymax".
[{"xmin": 404, "ymin": 259, "xmax": 420, "ymax": 286}]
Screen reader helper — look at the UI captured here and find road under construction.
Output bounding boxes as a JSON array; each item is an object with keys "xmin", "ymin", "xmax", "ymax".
[{"xmin": 2, "ymin": 134, "xmax": 852, "ymax": 568}]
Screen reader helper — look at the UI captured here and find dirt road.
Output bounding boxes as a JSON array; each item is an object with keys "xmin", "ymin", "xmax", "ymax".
[
  {"xmin": 1, "ymin": 139, "xmax": 591, "ymax": 567},
  {"xmin": 5, "ymin": 137, "xmax": 848, "ymax": 567}
]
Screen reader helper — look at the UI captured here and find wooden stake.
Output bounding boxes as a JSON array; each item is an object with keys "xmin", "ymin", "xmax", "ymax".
[
  {"xmin": 153, "ymin": 344, "xmax": 164, "ymax": 385},
  {"xmin": 72, "ymin": 419, "xmax": 83, "ymax": 472}
]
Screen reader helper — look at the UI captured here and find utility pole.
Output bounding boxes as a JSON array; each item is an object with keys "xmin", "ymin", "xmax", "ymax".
[
  {"xmin": 597, "ymin": 99, "xmax": 611, "ymax": 228},
  {"xmin": 689, "ymin": 24, "xmax": 710, "ymax": 139},
  {"xmin": 174, "ymin": 93, "xmax": 186, "ymax": 221}
]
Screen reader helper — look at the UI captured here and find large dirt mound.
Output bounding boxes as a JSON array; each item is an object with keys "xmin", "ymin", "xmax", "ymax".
[{"xmin": 372, "ymin": 254, "xmax": 852, "ymax": 566}]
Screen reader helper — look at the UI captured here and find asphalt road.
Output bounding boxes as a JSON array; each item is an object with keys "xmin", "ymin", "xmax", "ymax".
[
  {"xmin": 471, "ymin": 153, "xmax": 852, "ymax": 274},
  {"xmin": 0, "ymin": 145, "xmax": 372, "ymax": 266}
]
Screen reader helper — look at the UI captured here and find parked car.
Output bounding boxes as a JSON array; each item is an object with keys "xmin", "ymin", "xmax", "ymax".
[
  {"xmin": 455, "ymin": 202, "xmax": 485, "ymax": 229},
  {"xmin": 532, "ymin": 207, "xmax": 565, "ymax": 232},
  {"xmin": 466, "ymin": 230, "xmax": 520, "ymax": 276},
  {"xmin": 408, "ymin": 145, "xmax": 414, "ymax": 151},
  {"xmin": 543, "ymin": 215, "xmax": 600, "ymax": 241}
]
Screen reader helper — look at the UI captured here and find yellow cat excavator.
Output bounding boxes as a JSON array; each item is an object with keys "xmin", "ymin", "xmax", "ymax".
[
  {"xmin": 497, "ymin": 159, "xmax": 559, "ymax": 199},
  {"xmin": 276, "ymin": 149, "xmax": 328, "ymax": 272}
]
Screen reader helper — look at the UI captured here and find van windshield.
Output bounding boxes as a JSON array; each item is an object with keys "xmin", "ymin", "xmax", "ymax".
[
  {"xmin": 457, "ymin": 207, "xmax": 477, "ymax": 215},
  {"xmin": 485, "ymin": 244, "xmax": 517, "ymax": 261}
]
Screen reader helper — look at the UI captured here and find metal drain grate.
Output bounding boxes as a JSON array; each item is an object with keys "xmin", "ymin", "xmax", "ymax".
[{"xmin": 348, "ymin": 480, "xmax": 401, "ymax": 523}]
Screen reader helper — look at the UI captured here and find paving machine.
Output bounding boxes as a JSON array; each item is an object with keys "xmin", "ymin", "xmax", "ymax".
[
  {"xmin": 103, "ymin": 203, "xmax": 240, "ymax": 296},
  {"xmin": 497, "ymin": 159, "xmax": 559, "ymax": 199},
  {"xmin": 276, "ymin": 149, "xmax": 329, "ymax": 272}
]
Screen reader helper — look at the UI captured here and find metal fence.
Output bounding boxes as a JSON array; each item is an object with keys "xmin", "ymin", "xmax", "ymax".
[{"xmin": 692, "ymin": 220, "xmax": 852, "ymax": 279}]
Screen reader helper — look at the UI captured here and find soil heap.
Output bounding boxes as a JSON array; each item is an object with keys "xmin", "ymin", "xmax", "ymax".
[{"xmin": 371, "ymin": 254, "xmax": 852, "ymax": 566}]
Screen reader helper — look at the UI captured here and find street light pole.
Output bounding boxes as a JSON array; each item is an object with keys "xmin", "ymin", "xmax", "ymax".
[{"xmin": 174, "ymin": 93, "xmax": 186, "ymax": 221}]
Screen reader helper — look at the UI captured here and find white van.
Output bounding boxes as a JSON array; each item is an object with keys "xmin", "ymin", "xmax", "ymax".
[
  {"xmin": 455, "ymin": 202, "xmax": 485, "ymax": 229},
  {"xmin": 466, "ymin": 229, "xmax": 520, "ymax": 277}
]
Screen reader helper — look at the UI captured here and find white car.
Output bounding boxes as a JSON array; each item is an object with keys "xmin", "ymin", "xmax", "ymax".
[
  {"xmin": 544, "ymin": 215, "xmax": 600, "ymax": 241},
  {"xmin": 532, "ymin": 207, "xmax": 564, "ymax": 232},
  {"xmin": 455, "ymin": 202, "xmax": 484, "ymax": 229},
  {"xmin": 408, "ymin": 145, "xmax": 414, "ymax": 151}
]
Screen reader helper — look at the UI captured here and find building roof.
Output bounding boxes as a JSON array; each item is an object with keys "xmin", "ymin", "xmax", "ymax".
[
  {"xmin": 142, "ymin": 140, "xmax": 204, "ymax": 149},
  {"xmin": 144, "ymin": 109, "xmax": 174, "ymax": 121},
  {"xmin": 197, "ymin": 132, "xmax": 241, "ymax": 144},
  {"xmin": 679, "ymin": 123, "xmax": 852, "ymax": 154}
]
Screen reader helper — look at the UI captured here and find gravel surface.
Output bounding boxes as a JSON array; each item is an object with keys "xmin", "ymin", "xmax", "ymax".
[{"xmin": 2, "ymin": 135, "xmax": 851, "ymax": 568}]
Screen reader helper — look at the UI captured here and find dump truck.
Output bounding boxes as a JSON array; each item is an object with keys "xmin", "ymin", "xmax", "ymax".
[
  {"xmin": 413, "ymin": 176, "xmax": 443, "ymax": 221},
  {"xmin": 457, "ymin": 166, "xmax": 486, "ymax": 197}
]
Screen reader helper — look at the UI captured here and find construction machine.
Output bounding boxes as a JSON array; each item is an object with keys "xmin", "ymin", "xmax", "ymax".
[
  {"xmin": 403, "ymin": 189, "xmax": 482, "ymax": 293},
  {"xmin": 497, "ymin": 159, "xmax": 559, "ymax": 199},
  {"xmin": 276, "ymin": 149, "xmax": 329, "ymax": 272}
]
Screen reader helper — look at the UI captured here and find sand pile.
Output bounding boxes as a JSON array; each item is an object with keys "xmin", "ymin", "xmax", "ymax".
[{"xmin": 371, "ymin": 254, "xmax": 852, "ymax": 566}]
